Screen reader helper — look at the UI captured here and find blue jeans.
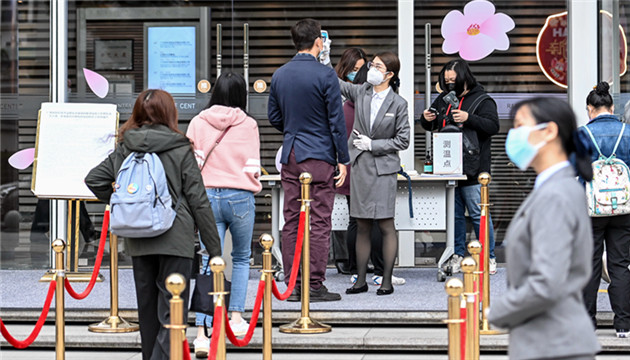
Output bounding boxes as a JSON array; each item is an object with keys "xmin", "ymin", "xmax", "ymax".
[
  {"xmin": 454, "ymin": 184, "xmax": 495, "ymax": 259},
  {"xmin": 196, "ymin": 188, "xmax": 255, "ymax": 327}
]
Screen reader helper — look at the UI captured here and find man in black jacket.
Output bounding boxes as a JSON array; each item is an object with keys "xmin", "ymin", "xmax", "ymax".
[{"xmin": 420, "ymin": 59, "xmax": 500, "ymax": 274}]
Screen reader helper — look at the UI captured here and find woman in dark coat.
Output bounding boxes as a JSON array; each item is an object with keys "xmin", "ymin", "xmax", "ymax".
[{"xmin": 85, "ymin": 89, "xmax": 221, "ymax": 360}]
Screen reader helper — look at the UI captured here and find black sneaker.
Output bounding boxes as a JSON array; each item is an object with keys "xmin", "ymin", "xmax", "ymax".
[
  {"xmin": 287, "ymin": 288, "xmax": 300, "ymax": 302},
  {"xmin": 616, "ymin": 329, "xmax": 630, "ymax": 338},
  {"xmin": 310, "ymin": 285, "xmax": 342, "ymax": 302}
]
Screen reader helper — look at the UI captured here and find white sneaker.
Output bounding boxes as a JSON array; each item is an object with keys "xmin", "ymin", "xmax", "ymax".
[
  {"xmin": 351, "ymin": 274, "xmax": 358, "ymax": 284},
  {"xmin": 446, "ymin": 254, "xmax": 464, "ymax": 274},
  {"xmin": 489, "ymin": 258, "xmax": 497, "ymax": 275},
  {"xmin": 193, "ymin": 337, "xmax": 209, "ymax": 359},
  {"xmin": 371, "ymin": 275, "xmax": 406, "ymax": 286},
  {"xmin": 229, "ymin": 319, "xmax": 249, "ymax": 336}
]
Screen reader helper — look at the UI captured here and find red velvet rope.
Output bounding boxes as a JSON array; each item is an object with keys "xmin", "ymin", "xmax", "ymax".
[
  {"xmin": 225, "ymin": 280, "xmax": 265, "ymax": 347},
  {"xmin": 208, "ymin": 305, "xmax": 223, "ymax": 360},
  {"xmin": 460, "ymin": 304, "xmax": 466, "ymax": 360},
  {"xmin": 183, "ymin": 338, "xmax": 191, "ymax": 360},
  {"xmin": 478, "ymin": 212, "xmax": 487, "ymax": 297},
  {"xmin": 271, "ymin": 209, "xmax": 306, "ymax": 300},
  {"xmin": 0, "ymin": 280, "xmax": 56, "ymax": 349},
  {"xmin": 64, "ymin": 209, "xmax": 110, "ymax": 300}
]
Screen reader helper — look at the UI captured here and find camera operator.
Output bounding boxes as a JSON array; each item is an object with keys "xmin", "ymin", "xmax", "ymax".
[{"xmin": 419, "ymin": 58, "xmax": 500, "ymax": 275}]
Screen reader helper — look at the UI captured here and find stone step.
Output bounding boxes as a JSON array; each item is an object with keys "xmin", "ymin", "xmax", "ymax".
[{"xmin": 1, "ymin": 323, "xmax": 628, "ymax": 353}]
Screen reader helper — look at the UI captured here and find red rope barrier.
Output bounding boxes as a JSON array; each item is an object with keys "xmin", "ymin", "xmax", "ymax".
[
  {"xmin": 478, "ymin": 212, "xmax": 487, "ymax": 297},
  {"xmin": 271, "ymin": 209, "xmax": 305, "ymax": 300},
  {"xmin": 225, "ymin": 280, "xmax": 265, "ymax": 347},
  {"xmin": 208, "ymin": 305, "xmax": 223, "ymax": 360},
  {"xmin": 460, "ymin": 304, "xmax": 466, "ymax": 360},
  {"xmin": 64, "ymin": 209, "xmax": 109, "ymax": 300},
  {"xmin": 183, "ymin": 338, "xmax": 191, "ymax": 360},
  {"xmin": 0, "ymin": 280, "xmax": 56, "ymax": 349}
]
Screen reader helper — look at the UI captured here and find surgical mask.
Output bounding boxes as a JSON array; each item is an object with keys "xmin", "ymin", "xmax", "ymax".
[
  {"xmin": 505, "ymin": 123, "xmax": 548, "ymax": 171},
  {"xmin": 446, "ymin": 83, "xmax": 456, "ymax": 92},
  {"xmin": 347, "ymin": 71, "xmax": 357, "ymax": 82},
  {"xmin": 367, "ymin": 67, "xmax": 385, "ymax": 86}
]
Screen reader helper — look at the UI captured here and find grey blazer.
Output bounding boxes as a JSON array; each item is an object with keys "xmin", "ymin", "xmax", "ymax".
[
  {"xmin": 488, "ymin": 165, "xmax": 601, "ymax": 360},
  {"xmin": 338, "ymin": 81, "xmax": 410, "ymax": 175}
]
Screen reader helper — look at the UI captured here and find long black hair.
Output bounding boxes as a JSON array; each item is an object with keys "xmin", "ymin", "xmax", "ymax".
[
  {"xmin": 586, "ymin": 81, "xmax": 614, "ymax": 110},
  {"xmin": 438, "ymin": 59, "xmax": 478, "ymax": 97},
  {"xmin": 510, "ymin": 97, "xmax": 593, "ymax": 180},
  {"xmin": 206, "ymin": 71, "xmax": 247, "ymax": 111}
]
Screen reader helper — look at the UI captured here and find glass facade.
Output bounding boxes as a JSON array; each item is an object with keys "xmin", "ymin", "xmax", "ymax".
[{"xmin": 1, "ymin": 0, "xmax": 628, "ymax": 270}]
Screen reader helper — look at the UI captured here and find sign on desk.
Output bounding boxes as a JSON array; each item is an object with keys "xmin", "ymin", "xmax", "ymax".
[{"xmin": 433, "ymin": 133, "xmax": 463, "ymax": 175}]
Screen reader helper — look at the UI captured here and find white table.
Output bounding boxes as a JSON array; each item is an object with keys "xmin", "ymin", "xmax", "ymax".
[{"xmin": 260, "ymin": 173, "xmax": 465, "ymax": 281}]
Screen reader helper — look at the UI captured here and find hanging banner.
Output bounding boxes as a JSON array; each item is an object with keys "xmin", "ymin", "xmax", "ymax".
[{"xmin": 537, "ymin": 11, "xmax": 627, "ymax": 88}]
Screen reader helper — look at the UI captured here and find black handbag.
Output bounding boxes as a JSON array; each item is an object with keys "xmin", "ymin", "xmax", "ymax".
[{"xmin": 190, "ymin": 260, "xmax": 231, "ymax": 316}]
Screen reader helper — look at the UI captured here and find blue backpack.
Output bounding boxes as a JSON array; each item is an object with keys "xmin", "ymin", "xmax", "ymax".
[{"xmin": 110, "ymin": 152, "xmax": 181, "ymax": 237}]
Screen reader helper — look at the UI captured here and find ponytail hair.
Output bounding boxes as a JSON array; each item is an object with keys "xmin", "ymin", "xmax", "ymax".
[{"xmin": 511, "ymin": 97, "xmax": 593, "ymax": 180}]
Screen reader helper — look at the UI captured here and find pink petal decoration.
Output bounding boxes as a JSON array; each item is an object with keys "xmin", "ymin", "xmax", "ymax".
[
  {"xmin": 8, "ymin": 147, "xmax": 35, "ymax": 170},
  {"xmin": 441, "ymin": 0, "xmax": 515, "ymax": 61},
  {"xmin": 83, "ymin": 68, "xmax": 109, "ymax": 98}
]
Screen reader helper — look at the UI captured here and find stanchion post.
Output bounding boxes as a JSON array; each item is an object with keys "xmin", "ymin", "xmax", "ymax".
[
  {"xmin": 462, "ymin": 257, "xmax": 479, "ymax": 360},
  {"xmin": 52, "ymin": 239, "xmax": 66, "ymax": 360},
  {"xmin": 89, "ymin": 225, "xmax": 139, "ymax": 332},
  {"xmin": 280, "ymin": 172, "xmax": 331, "ymax": 334},
  {"xmin": 444, "ymin": 278, "xmax": 464, "ymax": 360},
  {"xmin": 468, "ymin": 240, "xmax": 482, "ymax": 357},
  {"xmin": 210, "ymin": 257, "xmax": 228, "ymax": 360},
  {"xmin": 165, "ymin": 274, "xmax": 186, "ymax": 360},
  {"xmin": 478, "ymin": 173, "xmax": 502, "ymax": 335},
  {"xmin": 259, "ymin": 234, "xmax": 274, "ymax": 360}
]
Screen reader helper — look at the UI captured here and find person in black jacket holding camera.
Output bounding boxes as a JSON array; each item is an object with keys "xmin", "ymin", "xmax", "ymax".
[{"xmin": 420, "ymin": 59, "xmax": 500, "ymax": 274}]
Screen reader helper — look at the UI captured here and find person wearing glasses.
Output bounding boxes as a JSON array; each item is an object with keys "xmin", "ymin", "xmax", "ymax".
[
  {"xmin": 338, "ymin": 52, "xmax": 410, "ymax": 296},
  {"xmin": 268, "ymin": 18, "xmax": 349, "ymax": 302}
]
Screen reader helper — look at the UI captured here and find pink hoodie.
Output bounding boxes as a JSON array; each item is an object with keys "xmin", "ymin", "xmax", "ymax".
[{"xmin": 186, "ymin": 105, "xmax": 262, "ymax": 194}]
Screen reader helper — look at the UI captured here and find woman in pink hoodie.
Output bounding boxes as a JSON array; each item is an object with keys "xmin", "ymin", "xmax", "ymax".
[{"xmin": 186, "ymin": 71, "xmax": 261, "ymax": 358}]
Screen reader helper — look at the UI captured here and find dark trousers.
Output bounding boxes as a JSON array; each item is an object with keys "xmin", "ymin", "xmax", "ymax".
[
  {"xmin": 281, "ymin": 150, "xmax": 335, "ymax": 289},
  {"xmin": 132, "ymin": 255, "xmax": 192, "ymax": 360},
  {"xmin": 583, "ymin": 214, "xmax": 630, "ymax": 330}
]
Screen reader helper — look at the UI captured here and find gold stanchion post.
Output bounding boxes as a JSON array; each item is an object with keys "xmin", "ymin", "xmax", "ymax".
[
  {"xmin": 468, "ymin": 240, "xmax": 482, "ymax": 356},
  {"xmin": 260, "ymin": 234, "xmax": 274, "ymax": 360},
  {"xmin": 478, "ymin": 173, "xmax": 502, "ymax": 335},
  {"xmin": 165, "ymin": 273, "xmax": 187, "ymax": 360},
  {"xmin": 444, "ymin": 278, "xmax": 464, "ymax": 360},
  {"xmin": 462, "ymin": 257, "xmax": 479, "ymax": 360},
  {"xmin": 89, "ymin": 227, "xmax": 139, "ymax": 332},
  {"xmin": 210, "ymin": 257, "xmax": 228, "ymax": 360},
  {"xmin": 280, "ymin": 172, "xmax": 331, "ymax": 334},
  {"xmin": 52, "ymin": 239, "xmax": 66, "ymax": 360}
]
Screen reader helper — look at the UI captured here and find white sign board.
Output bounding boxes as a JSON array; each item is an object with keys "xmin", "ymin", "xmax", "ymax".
[
  {"xmin": 433, "ymin": 133, "xmax": 463, "ymax": 175},
  {"xmin": 32, "ymin": 103, "xmax": 118, "ymax": 199}
]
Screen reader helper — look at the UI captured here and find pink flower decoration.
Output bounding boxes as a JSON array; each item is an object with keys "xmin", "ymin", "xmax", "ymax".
[
  {"xmin": 8, "ymin": 147, "xmax": 35, "ymax": 170},
  {"xmin": 441, "ymin": 0, "xmax": 515, "ymax": 61},
  {"xmin": 83, "ymin": 68, "xmax": 109, "ymax": 98}
]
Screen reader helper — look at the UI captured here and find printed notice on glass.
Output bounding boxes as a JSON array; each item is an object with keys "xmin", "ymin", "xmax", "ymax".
[
  {"xmin": 32, "ymin": 103, "xmax": 118, "ymax": 199},
  {"xmin": 147, "ymin": 26, "xmax": 196, "ymax": 94}
]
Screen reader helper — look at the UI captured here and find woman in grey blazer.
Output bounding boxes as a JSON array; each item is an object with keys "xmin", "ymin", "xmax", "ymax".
[
  {"xmin": 339, "ymin": 51, "xmax": 410, "ymax": 296},
  {"xmin": 488, "ymin": 98, "xmax": 600, "ymax": 360}
]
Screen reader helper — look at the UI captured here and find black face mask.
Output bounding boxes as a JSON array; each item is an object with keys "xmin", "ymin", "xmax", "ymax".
[{"xmin": 446, "ymin": 83, "xmax": 456, "ymax": 92}]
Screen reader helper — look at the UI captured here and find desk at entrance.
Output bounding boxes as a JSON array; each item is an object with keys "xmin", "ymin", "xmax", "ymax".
[{"xmin": 260, "ymin": 173, "xmax": 466, "ymax": 281}]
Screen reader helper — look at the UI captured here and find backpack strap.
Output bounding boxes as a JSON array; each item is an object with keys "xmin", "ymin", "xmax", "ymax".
[
  {"xmin": 466, "ymin": 94, "xmax": 494, "ymax": 115},
  {"xmin": 584, "ymin": 123, "xmax": 626, "ymax": 160}
]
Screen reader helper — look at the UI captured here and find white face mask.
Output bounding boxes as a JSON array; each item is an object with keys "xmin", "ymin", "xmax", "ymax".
[{"xmin": 367, "ymin": 67, "xmax": 385, "ymax": 86}]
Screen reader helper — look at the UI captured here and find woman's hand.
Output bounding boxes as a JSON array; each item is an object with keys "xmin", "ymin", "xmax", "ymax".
[
  {"xmin": 451, "ymin": 109, "xmax": 469, "ymax": 123},
  {"xmin": 423, "ymin": 109, "xmax": 436, "ymax": 121}
]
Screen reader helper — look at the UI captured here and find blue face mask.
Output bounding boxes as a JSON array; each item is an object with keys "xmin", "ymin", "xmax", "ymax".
[
  {"xmin": 347, "ymin": 71, "xmax": 357, "ymax": 82},
  {"xmin": 505, "ymin": 123, "xmax": 548, "ymax": 171}
]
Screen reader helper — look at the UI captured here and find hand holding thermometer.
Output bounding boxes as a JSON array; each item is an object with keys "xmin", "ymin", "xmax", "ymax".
[{"xmin": 352, "ymin": 129, "xmax": 361, "ymax": 137}]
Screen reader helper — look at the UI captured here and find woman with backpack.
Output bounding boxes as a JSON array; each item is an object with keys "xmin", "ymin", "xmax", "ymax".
[
  {"xmin": 580, "ymin": 82, "xmax": 630, "ymax": 339},
  {"xmin": 419, "ymin": 59, "xmax": 500, "ymax": 275},
  {"xmin": 85, "ymin": 89, "xmax": 221, "ymax": 360},
  {"xmin": 186, "ymin": 71, "xmax": 261, "ymax": 358},
  {"xmin": 338, "ymin": 51, "xmax": 410, "ymax": 296},
  {"xmin": 488, "ymin": 97, "xmax": 600, "ymax": 360}
]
